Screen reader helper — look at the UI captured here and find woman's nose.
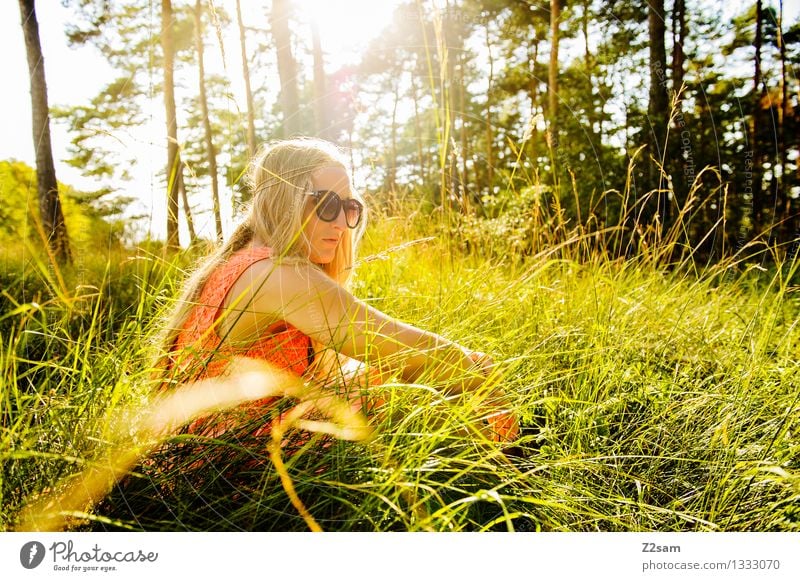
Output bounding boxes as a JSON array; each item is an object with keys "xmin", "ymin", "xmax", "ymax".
[{"xmin": 333, "ymin": 207, "xmax": 347, "ymax": 230}]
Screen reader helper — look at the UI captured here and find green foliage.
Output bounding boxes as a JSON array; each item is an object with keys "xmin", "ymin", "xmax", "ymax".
[
  {"xmin": 0, "ymin": 160, "xmax": 128, "ymax": 256},
  {"xmin": 51, "ymin": 76, "xmax": 144, "ymax": 183},
  {"xmin": 47, "ymin": 0, "xmax": 800, "ymax": 253}
]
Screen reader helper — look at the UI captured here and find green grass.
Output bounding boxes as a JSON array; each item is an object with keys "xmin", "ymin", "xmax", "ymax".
[{"xmin": 1, "ymin": 193, "xmax": 798, "ymax": 532}]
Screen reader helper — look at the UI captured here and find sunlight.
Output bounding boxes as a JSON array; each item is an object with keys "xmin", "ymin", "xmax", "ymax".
[{"xmin": 293, "ymin": 0, "xmax": 401, "ymax": 65}]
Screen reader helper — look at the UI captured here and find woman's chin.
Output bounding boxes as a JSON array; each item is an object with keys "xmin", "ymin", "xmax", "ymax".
[
  {"xmin": 310, "ymin": 252, "xmax": 335, "ymax": 265},
  {"xmin": 308, "ymin": 240, "xmax": 340, "ymax": 264}
]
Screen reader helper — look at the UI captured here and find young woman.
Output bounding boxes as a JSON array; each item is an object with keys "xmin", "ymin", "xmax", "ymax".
[{"xmin": 158, "ymin": 137, "xmax": 518, "ymax": 443}]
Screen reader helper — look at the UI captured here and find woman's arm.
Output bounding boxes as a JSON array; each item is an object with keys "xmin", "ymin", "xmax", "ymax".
[
  {"xmin": 244, "ymin": 261, "xmax": 486, "ymax": 395},
  {"xmin": 223, "ymin": 260, "xmax": 519, "ymax": 443}
]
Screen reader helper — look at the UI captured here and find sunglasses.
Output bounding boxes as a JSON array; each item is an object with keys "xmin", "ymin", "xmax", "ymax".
[{"xmin": 306, "ymin": 190, "xmax": 364, "ymax": 229}]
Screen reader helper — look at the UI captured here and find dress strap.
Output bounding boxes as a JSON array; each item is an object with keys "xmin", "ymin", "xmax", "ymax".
[
  {"xmin": 209, "ymin": 246, "xmax": 274, "ymax": 296},
  {"xmin": 190, "ymin": 246, "xmax": 275, "ymax": 334}
]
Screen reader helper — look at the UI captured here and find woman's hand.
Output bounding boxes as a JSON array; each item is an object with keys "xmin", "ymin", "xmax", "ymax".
[
  {"xmin": 466, "ymin": 350, "xmax": 495, "ymax": 376},
  {"xmin": 466, "ymin": 350, "xmax": 519, "ymax": 444}
]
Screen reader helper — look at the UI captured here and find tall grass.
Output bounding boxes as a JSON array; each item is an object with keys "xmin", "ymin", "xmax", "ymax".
[
  {"xmin": 1, "ymin": 165, "xmax": 798, "ymax": 531},
  {"xmin": 2, "ymin": 7, "xmax": 798, "ymax": 529},
  {"xmin": 0, "ymin": 2, "xmax": 800, "ymax": 531}
]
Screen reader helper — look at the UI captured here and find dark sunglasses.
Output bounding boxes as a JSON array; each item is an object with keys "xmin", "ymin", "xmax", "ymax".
[{"xmin": 307, "ymin": 190, "xmax": 364, "ymax": 229}]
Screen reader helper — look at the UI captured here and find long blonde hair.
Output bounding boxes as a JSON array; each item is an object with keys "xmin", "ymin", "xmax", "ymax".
[{"xmin": 154, "ymin": 137, "xmax": 368, "ymax": 380}]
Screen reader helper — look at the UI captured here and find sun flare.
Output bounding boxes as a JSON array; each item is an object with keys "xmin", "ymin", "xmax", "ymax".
[{"xmin": 292, "ymin": 0, "xmax": 401, "ymax": 63}]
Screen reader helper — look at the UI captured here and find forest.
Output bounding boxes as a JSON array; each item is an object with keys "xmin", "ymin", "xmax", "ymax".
[{"xmin": 2, "ymin": 0, "xmax": 799, "ymax": 534}]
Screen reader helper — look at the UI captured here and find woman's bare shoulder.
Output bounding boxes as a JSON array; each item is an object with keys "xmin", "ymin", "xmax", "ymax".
[
  {"xmin": 219, "ymin": 257, "xmax": 339, "ymax": 340},
  {"xmin": 245, "ymin": 258, "xmax": 342, "ymax": 306}
]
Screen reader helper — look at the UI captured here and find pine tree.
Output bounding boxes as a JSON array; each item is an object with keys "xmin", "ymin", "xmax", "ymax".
[{"xmin": 18, "ymin": 0, "xmax": 72, "ymax": 264}]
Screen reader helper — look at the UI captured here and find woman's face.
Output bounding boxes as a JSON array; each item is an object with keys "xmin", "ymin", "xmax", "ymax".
[{"xmin": 303, "ymin": 166, "xmax": 353, "ymax": 264}]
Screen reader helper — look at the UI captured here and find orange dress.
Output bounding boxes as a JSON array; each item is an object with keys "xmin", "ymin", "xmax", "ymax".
[
  {"xmin": 172, "ymin": 246, "xmax": 314, "ymax": 382},
  {"xmin": 168, "ymin": 246, "xmax": 320, "ymax": 438}
]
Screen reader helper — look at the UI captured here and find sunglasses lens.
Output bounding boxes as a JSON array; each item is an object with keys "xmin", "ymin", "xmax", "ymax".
[
  {"xmin": 344, "ymin": 200, "xmax": 362, "ymax": 227},
  {"xmin": 311, "ymin": 191, "xmax": 362, "ymax": 228},
  {"xmin": 316, "ymin": 192, "xmax": 341, "ymax": 221}
]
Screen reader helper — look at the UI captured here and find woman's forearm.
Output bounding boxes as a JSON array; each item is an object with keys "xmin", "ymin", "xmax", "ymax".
[{"xmin": 397, "ymin": 334, "xmax": 483, "ymax": 393}]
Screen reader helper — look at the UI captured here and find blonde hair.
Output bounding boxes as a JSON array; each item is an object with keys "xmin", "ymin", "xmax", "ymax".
[{"xmin": 154, "ymin": 137, "xmax": 368, "ymax": 380}]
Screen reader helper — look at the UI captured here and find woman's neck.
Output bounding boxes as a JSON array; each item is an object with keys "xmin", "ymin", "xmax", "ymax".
[{"xmin": 249, "ymin": 235, "xmax": 267, "ymax": 249}]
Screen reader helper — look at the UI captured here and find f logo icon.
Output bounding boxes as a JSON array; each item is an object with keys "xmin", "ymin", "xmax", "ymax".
[{"xmin": 20, "ymin": 541, "xmax": 46, "ymax": 569}]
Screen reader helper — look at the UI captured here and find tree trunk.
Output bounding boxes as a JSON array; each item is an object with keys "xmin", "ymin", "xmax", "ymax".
[
  {"xmin": 459, "ymin": 49, "xmax": 470, "ymax": 212},
  {"xmin": 311, "ymin": 19, "xmax": 330, "ymax": 140},
  {"xmin": 670, "ymin": 0, "xmax": 687, "ymax": 219},
  {"xmin": 548, "ymin": 0, "xmax": 560, "ymax": 151},
  {"xmin": 194, "ymin": 0, "xmax": 222, "ymax": 241},
  {"xmin": 752, "ymin": 0, "xmax": 764, "ymax": 236},
  {"xmin": 235, "ymin": 0, "xmax": 257, "ymax": 158},
  {"xmin": 178, "ymin": 172, "xmax": 197, "ymax": 244},
  {"xmin": 582, "ymin": 0, "xmax": 591, "ymax": 70},
  {"xmin": 271, "ymin": 0, "xmax": 301, "ymax": 137},
  {"xmin": 582, "ymin": 0, "xmax": 598, "ymax": 155},
  {"xmin": 387, "ymin": 79, "xmax": 399, "ymax": 193},
  {"xmin": 777, "ymin": 0, "xmax": 790, "ymax": 242},
  {"xmin": 671, "ymin": 0, "xmax": 686, "ymax": 107},
  {"xmin": 162, "ymin": 0, "xmax": 181, "ymax": 251},
  {"xmin": 444, "ymin": 5, "xmax": 458, "ymax": 207},
  {"xmin": 18, "ymin": 0, "xmax": 71, "ymax": 264},
  {"xmin": 528, "ymin": 39, "xmax": 540, "ymax": 172},
  {"xmin": 410, "ymin": 63, "xmax": 428, "ymax": 185},
  {"xmin": 485, "ymin": 23, "xmax": 494, "ymax": 195},
  {"xmin": 648, "ymin": 0, "xmax": 669, "ymax": 226}
]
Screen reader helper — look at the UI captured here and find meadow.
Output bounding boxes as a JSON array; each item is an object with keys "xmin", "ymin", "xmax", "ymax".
[{"xmin": 1, "ymin": 182, "xmax": 799, "ymax": 532}]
